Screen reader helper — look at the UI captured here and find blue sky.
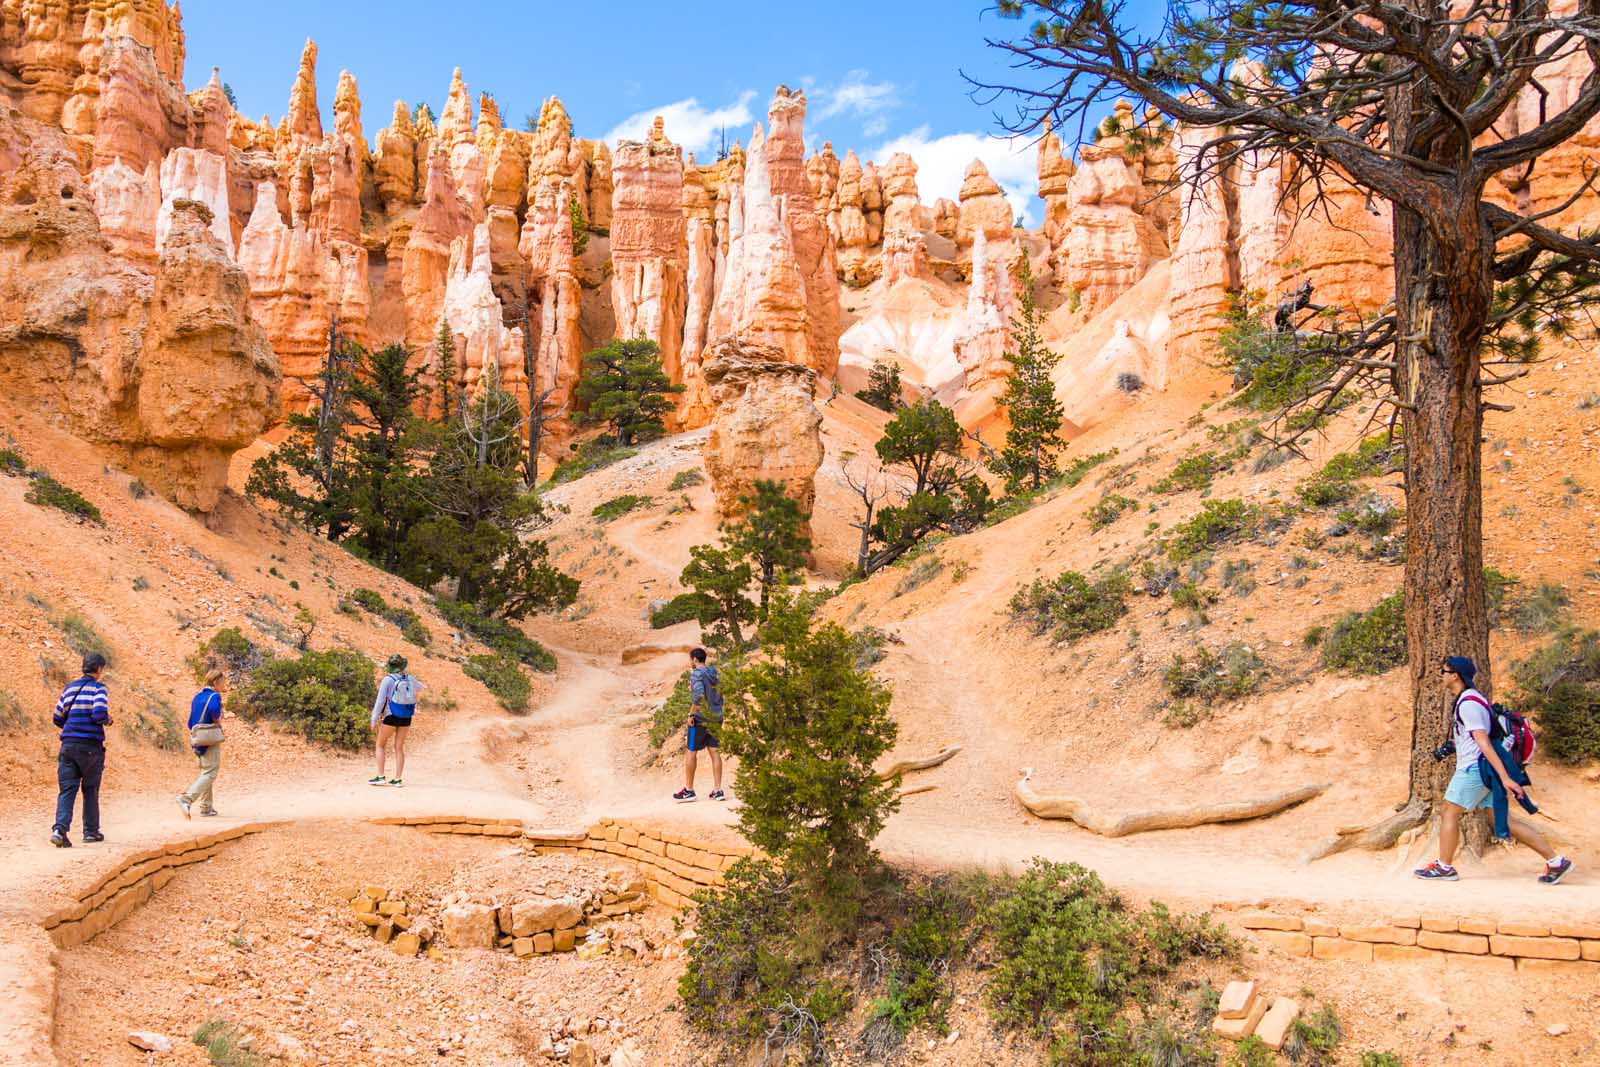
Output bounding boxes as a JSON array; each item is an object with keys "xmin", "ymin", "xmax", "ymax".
[{"xmin": 180, "ymin": 0, "xmax": 1103, "ymax": 224}]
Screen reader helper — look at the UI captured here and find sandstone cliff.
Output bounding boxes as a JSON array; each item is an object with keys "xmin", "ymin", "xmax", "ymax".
[
  {"xmin": 0, "ymin": 107, "xmax": 277, "ymax": 511},
  {"xmin": 701, "ymin": 338, "xmax": 823, "ymax": 537}
]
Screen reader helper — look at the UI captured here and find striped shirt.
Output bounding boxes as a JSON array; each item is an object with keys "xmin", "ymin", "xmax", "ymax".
[{"xmin": 53, "ymin": 676, "xmax": 109, "ymax": 744}]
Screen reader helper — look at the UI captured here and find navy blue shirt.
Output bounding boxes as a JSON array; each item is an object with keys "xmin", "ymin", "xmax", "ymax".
[
  {"xmin": 188, "ymin": 688, "xmax": 222, "ymax": 755},
  {"xmin": 53, "ymin": 676, "xmax": 109, "ymax": 745}
]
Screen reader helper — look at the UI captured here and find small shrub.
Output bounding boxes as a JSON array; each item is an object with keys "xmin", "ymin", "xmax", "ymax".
[
  {"xmin": 1060, "ymin": 449, "xmax": 1117, "ymax": 488},
  {"xmin": 437, "ymin": 598, "xmax": 557, "ymax": 672},
  {"xmin": 592, "ymin": 493, "xmax": 652, "ymax": 522},
  {"xmin": 1165, "ymin": 499, "xmax": 1260, "ymax": 561},
  {"xmin": 193, "ymin": 1018, "xmax": 266, "ymax": 1067},
  {"xmin": 1087, "ymin": 493, "xmax": 1135, "ymax": 530},
  {"xmin": 1222, "ymin": 558, "xmax": 1256, "ymax": 597},
  {"xmin": 386, "ymin": 606, "xmax": 432, "ymax": 647},
  {"xmin": 238, "ymin": 648, "xmax": 376, "ymax": 749},
  {"xmin": 1116, "ymin": 371, "xmax": 1143, "ymax": 392},
  {"xmin": 1511, "ymin": 628, "xmax": 1600, "ymax": 763},
  {"xmin": 1171, "ymin": 580, "xmax": 1219, "ymax": 622},
  {"xmin": 190, "ymin": 627, "xmax": 266, "ymax": 684},
  {"xmin": 650, "ymin": 592, "xmax": 711, "ymax": 629},
  {"xmin": 1512, "ymin": 581, "xmax": 1569, "ymax": 633},
  {"xmin": 668, "ymin": 468, "xmax": 705, "ymax": 491},
  {"xmin": 1154, "ymin": 451, "xmax": 1222, "ymax": 494},
  {"xmin": 128, "ymin": 478, "xmax": 150, "ymax": 499},
  {"xmin": 893, "ymin": 554, "xmax": 944, "ymax": 597},
  {"xmin": 0, "ymin": 689, "xmax": 27, "ymax": 732},
  {"xmin": 122, "ymin": 700, "xmax": 183, "ymax": 751},
  {"xmin": 1359, "ymin": 1054, "xmax": 1404, "ymax": 1067},
  {"xmin": 57, "ymin": 613, "xmax": 111, "ymax": 663},
  {"xmin": 1138, "ymin": 560, "xmax": 1180, "ymax": 596},
  {"xmin": 1286, "ymin": 1004, "xmax": 1343, "ymax": 1067},
  {"xmin": 25, "ymin": 474, "xmax": 103, "ymax": 524},
  {"xmin": 1303, "ymin": 624, "xmax": 1326, "ymax": 648},
  {"xmin": 547, "ymin": 439, "xmax": 637, "ymax": 485},
  {"xmin": 679, "ymin": 858, "xmax": 841, "ymax": 1046},
  {"xmin": 1483, "ymin": 566, "xmax": 1517, "ymax": 627},
  {"xmin": 1335, "ymin": 494, "xmax": 1402, "ymax": 537},
  {"xmin": 464, "ymin": 653, "xmax": 532, "ymax": 712},
  {"xmin": 851, "ymin": 625, "xmax": 893, "ymax": 670},
  {"xmin": 985, "ymin": 860, "xmax": 1234, "ymax": 1059},
  {"xmin": 350, "ymin": 588, "xmax": 388, "ymax": 613},
  {"xmin": 1321, "ymin": 593, "xmax": 1406, "ymax": 674},
  {"xmin": 1010, "ymin": 570, "xmax": 1132, "ymax": 643},
  {"xmin": 649, "ymin": 671, "xmax": 692, "ymax": 749},
  {"xmin": 1164, "ymin": 642, "xmax": 1268, "ymax": 702},
  {"xmin": 1230, "ymin": 1036, "xmax": 1276, "ymax": 1067},
  {"xmin": 0, "ymin": 446, "xmax": 26, "ymax": 474}
]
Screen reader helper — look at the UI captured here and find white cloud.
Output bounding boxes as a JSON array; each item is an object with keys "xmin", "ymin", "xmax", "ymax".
[
  {"xmin": 870, "ymin": 126, "xmax": 1038, "ymax": 227},
  {"xmin": 604, "ymin": 91, "xmax": 759, "ymax": 155},
  {"xmin": 813, "ymin": 69, "xmax": 900, "ymax": 123}
]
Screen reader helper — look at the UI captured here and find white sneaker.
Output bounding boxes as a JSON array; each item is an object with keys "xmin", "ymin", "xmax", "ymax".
[{"xmin": 177, "ymin": 795, "xmax": 192, "ymax": 819}]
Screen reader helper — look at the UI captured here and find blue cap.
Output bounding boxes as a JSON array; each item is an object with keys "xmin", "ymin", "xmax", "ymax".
[{"xmin": 1444, "ymin": 656, "xmax": 1476, "ymax": 682}]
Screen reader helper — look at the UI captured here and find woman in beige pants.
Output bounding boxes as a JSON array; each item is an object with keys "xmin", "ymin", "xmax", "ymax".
[{"xmin": 177, "ymin": 663, "xmax": 227, "ymax": 817}]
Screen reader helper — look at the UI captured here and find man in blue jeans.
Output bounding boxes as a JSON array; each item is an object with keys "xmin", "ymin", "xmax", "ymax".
[
  {"xmin": 673, "ymin": 648, "xmax": 725, "ymax": 803},
  {"xmin": 1415, "ymin": 656, "xmax": 1572, "ymax": 884},
  {"xmin": 51, "ymin": 652, "xmax": 111, "ymax": 848}
]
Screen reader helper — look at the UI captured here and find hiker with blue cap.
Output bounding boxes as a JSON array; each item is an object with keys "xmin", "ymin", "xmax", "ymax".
[{"xmin": 1414, "ymin": 656, "xmax": 1573, "ymax": 884}]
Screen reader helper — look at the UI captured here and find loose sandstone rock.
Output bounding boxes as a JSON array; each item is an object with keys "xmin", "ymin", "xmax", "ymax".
[
  {"xmin": 128, "ymin": 1031, "xmax": 173, "ymax": 1053},
  {"xmin": 441, "ymin": 903, "xmax": 498, "ymax": 949},
  {"xmin": 511, "ymin": 897, "xmax": 584, "ymax": 936},
  {"xmin": 1217, "ymin": 980, "xmax": 1257, "ymax": 1020},
  {"xmin": 1254, "ymin": 998, "xmax": 1301, "ymax": 1051}
]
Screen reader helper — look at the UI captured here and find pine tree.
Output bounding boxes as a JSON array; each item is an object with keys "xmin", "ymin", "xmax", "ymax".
[
  {"xmin": 574, "ymin": 337, "xmax": 683, "ymax": 445},
  {"xmin": 346, "ymin": 343, "xmax": 428, "ymax": 569},
  {"xmin": 245, "ymin": 325, "xmax": 360, "ymax": 539},
  {"xmin": 720, "ymin": 592, "xmax": 899, "ymax": 941},
  {"xmin": 434, "ymin": 320, "xmax": 458, "ymax": 420},
  {"xmin": 855, "ymin": 360, "xmax": 903, "ymax": 412},
  {"xmin": 726, "ymin": 480, "xmax": 811, "ymax": 619},
  {"xmin": 568, "ymin": 193, "xmax": 590, "ymax": 256},
  {"xmin": 998, "ymin": 256, "xmax": 1066, "ymax": 493},
  {"xmin": 680, "ymin": 543, "xmax": 756, "ymax": 652}
]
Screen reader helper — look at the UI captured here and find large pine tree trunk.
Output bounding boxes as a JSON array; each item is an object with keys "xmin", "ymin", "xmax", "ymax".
[{"xmin": 1394, "ymin": 202, "xmax": 1493, "ymax": 808}]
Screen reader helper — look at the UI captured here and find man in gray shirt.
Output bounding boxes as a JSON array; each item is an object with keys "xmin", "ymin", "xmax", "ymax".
[{"xmin": 673, "ymin": 647, "xmax": 725, "ymax": 802}]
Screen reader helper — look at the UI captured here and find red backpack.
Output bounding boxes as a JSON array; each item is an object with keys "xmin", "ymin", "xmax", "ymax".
[{"xmin": 1458, "ymin": 693, "xmax": 1538, "ymax": 764}]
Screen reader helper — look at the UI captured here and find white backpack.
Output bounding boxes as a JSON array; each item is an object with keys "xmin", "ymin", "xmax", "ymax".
[{"xmin": 391, "ymin": 673, "xmax": 420, "ymax": 707}]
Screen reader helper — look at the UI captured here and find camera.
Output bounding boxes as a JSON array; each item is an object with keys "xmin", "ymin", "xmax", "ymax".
[{"xmin": 1431, "ymin": 739, "xmax": 1456, "ymax": 762}]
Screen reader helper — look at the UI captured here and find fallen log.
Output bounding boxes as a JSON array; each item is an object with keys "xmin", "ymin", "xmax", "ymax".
[
  {"xmin": 1015, "ymin": 770, "xmax": 1330, "ymax": 838},
  {"xmin": 878, "ymin": 745, "xmax": 962, "ymax": 781}
]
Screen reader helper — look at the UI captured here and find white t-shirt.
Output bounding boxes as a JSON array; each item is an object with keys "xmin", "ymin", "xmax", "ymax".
[{"xmin": 1453, "ymin": 688, "xmax": 1491, "ymax": 770}]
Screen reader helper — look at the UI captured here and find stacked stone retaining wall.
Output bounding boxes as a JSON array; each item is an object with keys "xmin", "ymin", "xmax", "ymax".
[{"xmin": 1239, "ymin": 911, "xmax": 1600, "ymax": 975}]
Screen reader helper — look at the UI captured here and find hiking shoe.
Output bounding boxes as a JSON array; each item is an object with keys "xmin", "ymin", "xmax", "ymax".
[
  {"xmin": 1413, "ymin": 861, "xmax": 1459, "ymax": 881},
  {"xmin": 83, "ymin": 831, "xmax": 104, "ymax": 843},
  {"xmin": 1539, "ymin": 858, "xmax": 1573, "ymax": 885},
  {"xmin": 672, "ymin": 788, "xmax": 697, "ymax": 803},
  {"xmin": 709, "ymin": 790, "xmax": 726, "ymax": 801},
  {"xmin": 177, "ymin": 795, "xmax": 192, "ymax": 819},
  {"xmin": 387, "ymin": 779, "xmax": 402, "ymax": 788},
  {"xmin": 367, "ymin": 775, "xmax": 388, "ymax": 786},
  {"xmin": 50, "ymin": 830, "xmax": 71, "ymax": 848},
  {"xmin": 199, "ymin": 810, "xmax": 220, "ymax": 817}
]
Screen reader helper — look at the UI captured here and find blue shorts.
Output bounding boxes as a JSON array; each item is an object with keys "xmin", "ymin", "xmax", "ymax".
[
  {"xmin": 1444, "ymin": 763, "xmax": 1492, "ymax": 811},
  {"xmin": 687, "ymin": 722, "xmax": 719, "ymax": 751}
]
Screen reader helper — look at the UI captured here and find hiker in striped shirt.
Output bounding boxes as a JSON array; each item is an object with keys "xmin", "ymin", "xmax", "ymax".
[{"xmin": 51, "ymin": 652, "xmax": 110, "ymax": 848}]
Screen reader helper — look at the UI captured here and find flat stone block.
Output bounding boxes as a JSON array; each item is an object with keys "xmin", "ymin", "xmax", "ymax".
[
  {"xmin": 1417, "ymin": 930, "xmax": 1488, "ymax": 954},
  {"xmin": 1490, "ymin": 935, "xmax": 1581, "ymax": 960},
  {"xmin": 1217, "ymin": 980, "xmax": 1257, "ymax": 1020},
  {"xmin": 1312, "ymin": 937, "xmax": 1372, "ymax": 962},
  {"xmin": 1256, "ymin": 930, "xmax": 1312, "ymax": 957},
  {"xmin": 1442, "ymin": 953, "xmax": 1515, "ymax": 975},
  {"xmin": 1550, "ymin": 922, "xmax": 1600, "ymax": 939},
  {"xmin": 1373, "ymin": 944, "xmax": 1443, "ymax": 964},
  {"xmin": 1419, "ymin": 915, "xmax": 1458, "ymax": 933},
  {"xmin": 1255, "ymin": 998, "xmax": 1301, "ymax": 1051},
  {"xmin": 1340, "ymin": 925, "xmax": 1415, "ymax": 945},
  {"xmin": 1497, "ymin": 921, "xmax": 1551, "ymax": 937},
  {"xmin": 1238, "ymin": 913, "xmax": 1302, "ymax": 931},
  {"xmin": 1459, "ymin": 916, "xmax": 1497, "ymax": 935},
  {"xmin": 1516, "ymin": 958, "xmax": 1599, "ymax": 976},
  {"xmin": 1211, "ymin": 994, "xmax": 1269, "ymax": 1041}
]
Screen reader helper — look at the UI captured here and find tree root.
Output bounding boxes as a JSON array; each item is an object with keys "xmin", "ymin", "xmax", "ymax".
[
  {"xmin": 897, "ymin": 784, "xmax": 937, "ymax": 800},
  {"xmin": 878, "ymin": 745, "xmax": 962, "ymax": 781},
  {"xmin": 1301, "ymin": 797, "xmax": 1429, "ymax": 863},
  {"xmin": 1015, "ymin": 769, "xmax": 1330, "ymax": 838}
]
